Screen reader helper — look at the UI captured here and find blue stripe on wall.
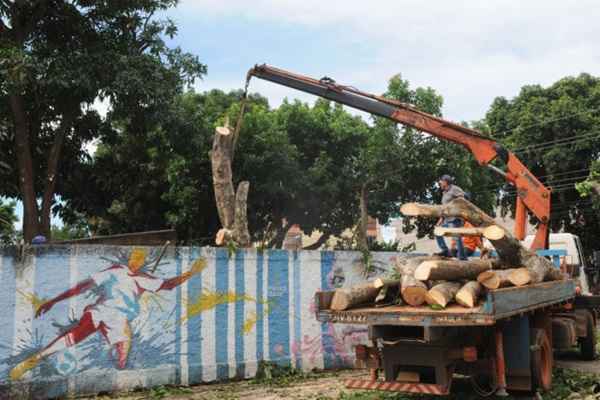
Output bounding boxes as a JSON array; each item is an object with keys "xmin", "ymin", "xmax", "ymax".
[
  {"xmin": 268, "ymin": 250, "xmax": 290, "ymax": 366},
  {"xmin": 234, "ymin": 251, "xmax": 245, "ymax": 378},
  {"xmin": 0, "ymin": 256, "xmax": 16, "ymax": 379},
  {"xmin": 256, "ymin": 251, "xmax": 264, "ymax": 362},
  {"xmin": 174, "ymin": 250, "xmax": 182, "ymax": 384},
  {"xmin": 215, "ymin": 249, "xmax": 229, "ymax": 380},
  {"xmin": 320, "ymin": 251, "xmax": 335, "ymax": 369},
  {"xmin": 293, "ymin": 251, "xmax": 302, "ymax": 369},
  {"xmin": 187, "ymin": 247, "xmax": 203, "ymax": 384}
]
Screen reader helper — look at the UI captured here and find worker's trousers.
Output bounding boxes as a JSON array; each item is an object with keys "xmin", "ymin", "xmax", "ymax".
[{"xmin": 436, "ymin": 219, "xmax": 466, "ymax": 260}]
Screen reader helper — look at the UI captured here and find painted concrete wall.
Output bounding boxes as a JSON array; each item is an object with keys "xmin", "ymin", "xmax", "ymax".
[{"xmin": 0, "ymin": 245, "xmax": 401, "ymax": 399}]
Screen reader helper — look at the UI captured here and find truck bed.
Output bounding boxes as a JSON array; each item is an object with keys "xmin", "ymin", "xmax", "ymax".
[{"xmin": 316, "ymin": 279, "xmax": 576, "ymax": 327}]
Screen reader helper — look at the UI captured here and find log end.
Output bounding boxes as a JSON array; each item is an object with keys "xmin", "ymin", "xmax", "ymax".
[
  {"xmin": 399, "ymin": 203, "xmax": 422, "ymax": 217},
  {"xmin": 425, "ymin": 290, "xmax": 448, "ymax": 308},
  {"xmin": 330, "ymin": 292, "xmax": 351, "ymax": 311},
  {"xmin": 215, "ymin": 228, "xmax": 229, "ymax": 246},
  {"xmin": 509, "ymin": 268, "xmax": 532, "ymax": 287},
  {"xmin": 402, "ymin": 287, "xmax": 427, "ymax": 307},
  {"xmin": 216, "ymin": 126, "xmax": 232, "ymax": 136},
  {"xmin": 477, "ymin": 271, "xmax": 499, "ymax": 290},
  {"xmin": 483, "ymin": 225, "xmax": 506, "ymax": 240},
  {"xmin": 414, "ymin": 261, "xmax": 434, "ymax": 281}
]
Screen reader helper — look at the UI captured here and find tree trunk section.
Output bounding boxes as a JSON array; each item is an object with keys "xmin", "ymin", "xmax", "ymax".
[
  {"xmin": 414, "ymin": 258, "xmax": 503, "ymax": 281},
  {"xmin": 425, "ymin": 282, "xmax": 461, "ymax": 308},
  {"xmin": 402, "ymin": 198, "xmax": 563, "ymax": 284},
  {"xmin": 456, "ymin": 281, "xmax": 482, "ymax": 308},
  {"xmin": 232, "ymin": 181, "xmax": 251, "ymax": 246},
  {"xmin": 401, "ymin": 198, "xmax": 497, "ymax": 227},
  {"xmin": 40, "ymin": 111, "xmax": 76, "ymax": 238},
  {"xmin": 211, "ymin": 125, "xmax": 252, "ymax": 247},
  {"xmin": 330, "ymin": 281, "xmax": 380, "ymax": 311},
  {"xmin": 9, "ymin": 93, "xmax": 40, "ymax": 242},
  {"xmin": 483, "ymin": 225, "xmax": 563, "ymax": 282},
  {"xmin": 357, "ymin": 184, "xmax": 368, "ymax": 251},
  {"xmin": 433, "ymin": 226, "xmax": 486, "ymax": 237},
  {"xmin": 477, "ymin": 267, "xmax": 533, "ymax": 289},
  {"xmin": 395, "ymin": 256, "xmax": 439, "ymax": 306},
  {"xmin": 211, "ymin": 125, "xmax": 235, "ymax": 230}
]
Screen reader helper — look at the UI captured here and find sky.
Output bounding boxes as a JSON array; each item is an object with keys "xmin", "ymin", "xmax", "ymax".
[
  {"xmin": 12, "ymin": 0, "xmax": 600, "ymax": 233},
  {"xmin": 165, "ymin": 0, "xmax": 600, "ymax": 123}
]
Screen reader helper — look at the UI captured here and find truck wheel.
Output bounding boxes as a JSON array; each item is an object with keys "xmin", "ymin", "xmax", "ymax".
[
  {"xmin": 579, "ymin": 312, "xmax": 597, "ymax": 361},
  {"xmin": 531, "ymin": 328, "xmax": 553, "ymax": 392}
]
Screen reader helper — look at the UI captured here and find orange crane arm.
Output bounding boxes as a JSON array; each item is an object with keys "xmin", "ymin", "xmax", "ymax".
[{"xmin": 247, "ymin": 64, "xmax": 551, "ymax": 249}]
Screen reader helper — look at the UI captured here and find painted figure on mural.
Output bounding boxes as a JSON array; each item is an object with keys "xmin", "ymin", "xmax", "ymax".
[{"xmin": 9, "ymin": 250, "xmax": 206, "ymax": 380}]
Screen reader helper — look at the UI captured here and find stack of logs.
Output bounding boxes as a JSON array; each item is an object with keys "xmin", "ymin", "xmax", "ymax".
[{"xmin": 329, "ymin": 198, "xmax": 564, "ymax": 311}]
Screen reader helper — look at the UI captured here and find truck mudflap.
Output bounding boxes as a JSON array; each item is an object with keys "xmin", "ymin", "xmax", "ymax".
[{"xmin": 344, "ymin": 379, "xmax": 451, "ymax": 395}]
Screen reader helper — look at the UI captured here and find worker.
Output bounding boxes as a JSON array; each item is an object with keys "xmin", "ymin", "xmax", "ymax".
[
  {"xmin": 435, "ymin": 174, "xmax": 466, "ymax": 260},
  {"xmin": 450, "ymin": 221, "xmax": 486, "ymax": 258}
]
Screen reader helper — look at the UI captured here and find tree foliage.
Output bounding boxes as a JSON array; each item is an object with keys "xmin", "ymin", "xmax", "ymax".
[
  {"xmin": 62, "ymin": 71, "xmax": 500, "ymax": 248},
  {"xmin": 0, "ymin": 0, "xmax": 205, "ymax": 242},
  {"xmin": 486, "ymin": 73, "xmax": 600, "ymax": 254},
  {"xmin": 0, "ymin": 198, "xmax": 17, "ymax": 244}
]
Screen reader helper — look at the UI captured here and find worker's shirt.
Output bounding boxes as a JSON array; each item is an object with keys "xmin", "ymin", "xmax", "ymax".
[
  {"xmin": 441, "ymin": 184, "xmax": 465, "ymax": 223},
  {"xmin": 441, "ymin": 184, "xmax": 465, "ymax": 204}
]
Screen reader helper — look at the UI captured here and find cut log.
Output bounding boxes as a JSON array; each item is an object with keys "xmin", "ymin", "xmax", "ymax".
[
  {"xmin": 456, "ymin": 281, "xmax": 482, "ymax": 308},
  {"xmin": 400, "ymin": 198, "xmax": 497, "ymax": 227},
  {"xmin": 425, "ymin": 282, "xmax": 462, "ymax": 308},
  {"xmin": 482, "ymin": 225, "xmax": 563, "ymax": 283},
  {"xmin": 401, "ymin": 275, "xmax": 428, "ymax": 307},
  {"xmin": 414, "ymin": 258, "xmax": 503, "ymax": 281},
  {"xmin": 402, "ymin": 198, "xmax": 563, "ymax": 284},
  {"xmin": 508, "ymin": 267, "xmax": 532, "ymax": 287},
  {"xmin": 373, "ymin": 278, "xmax": 400, "ymax": 290},
  {"xmin": 394, "ymin": 256, "xmax": 439, "ymax": 306},
  {"xmin": 232, "ymin": 181, "xmax": 251, "ymax": 247},
  {"xmin": 211, "ymin": 122, "xmax": 252, "ymax": 247},
  {"xmin": 477, "ymin": 269, "xmax": 513, "ymax": 289},
  {"xmin": 211, "ymin": 124, "xmax": 236, "ymax": 229},
  {"xmin": 330, "ymin": 281, "xmax": 380, "ymax": 311},
  {"xmin": 433, "ymin": 226, "xmax": 486, "ymax": 237}
]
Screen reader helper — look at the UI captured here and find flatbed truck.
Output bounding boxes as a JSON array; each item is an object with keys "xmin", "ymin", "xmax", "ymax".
[{"xmin": 315, "ymin": 248, "xmax": 599, "ymax": 396}]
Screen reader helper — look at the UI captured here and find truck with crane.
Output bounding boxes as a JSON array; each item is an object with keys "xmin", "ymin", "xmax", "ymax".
[{"xmin": 245, "ymin": 64, "xmax": 600, "ymax": 396}]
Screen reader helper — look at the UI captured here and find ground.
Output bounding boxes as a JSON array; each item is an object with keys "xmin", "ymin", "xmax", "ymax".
[{"xmin": 84, "ymin": 354, "xmax": 600, "ymax": 400}]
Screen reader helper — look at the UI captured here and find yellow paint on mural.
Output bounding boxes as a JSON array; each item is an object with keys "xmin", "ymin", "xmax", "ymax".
[
  {"xmin": 243, "ymin": 312, "xmax": 258, "ymax": 334},
  {"xmin": 181, "ymin": 290, "xmax": 255, "ymax": 324},
  {"xmin": 190, "ymin": 258, "xmax": 207, "ymax": 274},
  {"xmin": 17, "ymin": 289, "xmax": 47, "ymax": 313},
  {"xmin": 128, "ymin": 248, "xmax": 147, "ymax": 272}
]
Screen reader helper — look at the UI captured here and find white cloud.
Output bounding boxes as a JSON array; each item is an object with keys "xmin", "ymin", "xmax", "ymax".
[{"xmin": 179, "ymin": 0, "xmax": 600, "ymax": 122}]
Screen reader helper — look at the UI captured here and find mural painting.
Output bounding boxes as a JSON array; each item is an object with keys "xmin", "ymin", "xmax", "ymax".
[{"xmin": 0, "ymin": 247, "xmax": 395, "ymax": 399}]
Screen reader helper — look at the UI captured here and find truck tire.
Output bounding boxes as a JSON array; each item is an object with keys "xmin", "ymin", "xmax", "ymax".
[
  {"xmin": 531, "ymin": 328, "xmax": 552, "ymax": 392},
  {"xmin": 579, "ymin": 311, "xmax": 597, "ymax": 361}
]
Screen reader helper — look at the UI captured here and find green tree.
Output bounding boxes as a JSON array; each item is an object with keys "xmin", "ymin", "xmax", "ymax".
[
  {"xmin": 0, "ymin": 0, "xmax": 205, "ymax": 242},
  {"xmin": 0, "ymin": 198, "xmax": 17, "ymax": 244},
  {"xmin": 363, "ymin": 75, "xmax": 498, "ymax": 241},
  {"xmin": 485, "ymin": 73, "xmax": 600, "ymax": 253}
]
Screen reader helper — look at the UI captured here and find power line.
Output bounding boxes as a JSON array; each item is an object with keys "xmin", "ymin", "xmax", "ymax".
[
  {"xmin": 512, "ymin": 131, "xmax": 600, "ymax": 152},
  {"xmin": 513, "ymin": 133, "xmax": 600, "ymax": 153},
  {"xmin": 494, "ymin": 106, "xmax": 600, "ymax": 138}
]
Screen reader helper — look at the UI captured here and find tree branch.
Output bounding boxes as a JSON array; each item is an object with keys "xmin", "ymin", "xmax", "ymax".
[
  {"xmin": 40, "ymin": 110, "xmax": 76, "ymax": 236},
  {"xmin": 303, "ymin": 229, "xmax": 332, "ymax": 250},
  {"xmin": 267, "ymin": 221, "xmax": 290, "ymax": 249}
]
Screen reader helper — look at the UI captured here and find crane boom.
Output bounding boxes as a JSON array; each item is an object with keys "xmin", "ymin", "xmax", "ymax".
[{"xmin": 247, "ymin": 64, "xmax": 551, "ymax": 249}]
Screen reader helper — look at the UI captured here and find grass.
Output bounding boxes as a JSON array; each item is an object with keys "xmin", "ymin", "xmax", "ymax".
[{"xmin": 250, "ymin": 361, "xmax": 330, "ymax": 387}]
